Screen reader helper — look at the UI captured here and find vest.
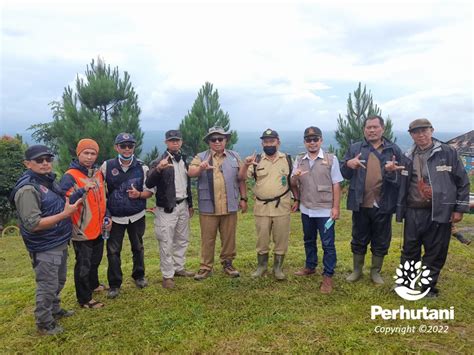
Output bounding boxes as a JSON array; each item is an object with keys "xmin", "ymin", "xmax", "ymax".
[
  {"xmin": 11, "ymin": 172, "xmax": 71, "ymax": 252},
  {"xmin": 105, "ymin": 158, "xmax": 146, "ymax": 217},
  {"xmin": 65, "ymin": 167, "xmax": 107, "ymax": 241},
  {"xmin": 297, "ymin": 152, "xmax": 334, "ymax": 209},
  {"xmin": 196, "ymin": 150, "xmax": 240, "ymax": 214}
]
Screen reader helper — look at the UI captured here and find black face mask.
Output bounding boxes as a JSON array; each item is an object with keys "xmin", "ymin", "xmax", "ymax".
[{"xmin": 263, "ymin": 146, "xmax": 277, "ymax": 156}]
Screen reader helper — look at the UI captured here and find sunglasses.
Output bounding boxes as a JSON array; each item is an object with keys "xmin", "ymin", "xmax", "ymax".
[
  {"xmin": 304, "ymin": 137, "xmax": 320, "ymax": 143},
  {"xmin": 119, "ymin": 143, "xmax": 135, "ymax": 149},
  {"xmin": 209, "ymin": 137, "xmax": 225, "ymax": 143},
  {"xmin": 32, "ymin": 156, "xmax": 54, "ymax": 164}
]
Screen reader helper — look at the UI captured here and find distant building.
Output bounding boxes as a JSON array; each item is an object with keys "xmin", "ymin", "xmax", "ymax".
[{"xmin": 446, "ymin": 130, "xmax": 474, "ymax": 176}]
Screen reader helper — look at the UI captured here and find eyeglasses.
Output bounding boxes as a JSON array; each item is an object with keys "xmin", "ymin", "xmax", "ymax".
[
  {"xmin": 304, "ymin": 137, "xmax": 320, "ymax": 143},
  {"xmin": 119, "ymin": 143, "xmax": 135, "ymax": 149},
  {"xmin": 32, "ymin": 156, "xmax": 54, "ymax": 164},
  {"xmin": 209, "ymin": 137, "xmax": 225, "ymax": 143}
]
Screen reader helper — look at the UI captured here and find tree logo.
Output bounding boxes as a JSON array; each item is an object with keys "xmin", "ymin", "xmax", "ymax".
[{"xmin": 393, "ymin": 261, "xmax": 432, "ymax": 301}]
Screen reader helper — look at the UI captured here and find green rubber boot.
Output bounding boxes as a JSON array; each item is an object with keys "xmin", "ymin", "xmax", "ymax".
[
  {"xmin": 273, "ymin": 254, "xmax": 286, "ymax": 281},
  {"xmin": 370, "ymin": 255, "xmax": 385, "ymax": 285},
  {"xmin": 251, "ymin": 253, "xmax": 269, "ymax": 278},
  {"xmin": 346, "ymin": 253, "xmax": 365, "ymax": 282}
]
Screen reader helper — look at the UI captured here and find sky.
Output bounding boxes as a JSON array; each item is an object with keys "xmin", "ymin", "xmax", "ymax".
[{"xmin": 1, "ymin": 0, "xmax": 473, "ymax": 136}]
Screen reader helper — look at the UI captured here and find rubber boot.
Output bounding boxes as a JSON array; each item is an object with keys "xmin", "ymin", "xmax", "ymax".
[
  {"xmin": 273, "ymin": 254, "xmax": 286, "ymax": 281},
  {"xmin": 346, "ymin": 253, "xmax": 365, "ymax": 282},
  {"xmin": 370, "ymin": 255, "xmax": 385, "ymax": 284},
  {"xmin": 251, "ymin": 253, "xmax": 269, "ymax": 278}
]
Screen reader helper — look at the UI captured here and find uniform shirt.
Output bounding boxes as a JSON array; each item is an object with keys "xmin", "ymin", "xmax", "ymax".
[
  {"xmin": 191, "ymin": 151, "xmax": 242, "ymax": 215},
  {"xmin": 101, "ymin": 157, "xmax": 153, "ymax": 224},
  {"xmin": 292, "ymin": 149, "xmax": 343, "ymax": 218},
  {"xmin": 248, "ymin": 151, "xmax": 291, "ymax": 217},
  {"xmin": 172, "ymin": 156, "xmax": 188, "ymax": 200}
]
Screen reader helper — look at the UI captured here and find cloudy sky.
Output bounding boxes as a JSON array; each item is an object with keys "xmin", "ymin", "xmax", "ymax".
[{"xmin": 1, "ymin": 0, "xmax": 473, "ymax": 136}]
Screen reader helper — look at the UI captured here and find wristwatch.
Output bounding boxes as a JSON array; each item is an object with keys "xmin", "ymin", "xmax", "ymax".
[{"xmin": 240, "ymin": 197, "xmax": 248, "ymax": 202}]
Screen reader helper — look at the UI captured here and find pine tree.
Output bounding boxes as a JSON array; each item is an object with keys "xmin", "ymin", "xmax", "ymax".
[
  {"xmin": 179, "ymin": 82, "xmax": 238, "ymax": 157},
  {"xmin": 335, "ymin": 82, "xmax": 395, "ymax": 159},
  {"xmin": 30, "ymin": 57, "xmax": 144, "ymax": 172}
]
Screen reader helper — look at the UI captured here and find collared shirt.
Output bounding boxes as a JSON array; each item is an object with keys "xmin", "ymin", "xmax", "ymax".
[
  {"xmin": 292, "ymin": 149, "xmax": 343, "ymax": 217},
  {"xmin": 14, "ymin": 185, "xmax": 42, "ymax": 231},
  {"xmin": 172, "ymin": 156, "xmax": 188, "ymax": 200},
  {"xmin": 248, "ymin": 151, "xmax": 291, "ymax": 217},
  {"xmin": 100, "ymin": 157, "xmax": 153, "ymax": 224},
  {"xmin": 191, "ymin": 150, "xmax": 240, "ymax": 215}
]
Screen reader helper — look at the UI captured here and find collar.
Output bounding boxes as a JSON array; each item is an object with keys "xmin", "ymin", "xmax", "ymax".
[
  {"xmin": 302, "ymin": 148, "xmax": 325, "ymax": 161},
  {"xmin": 262, "ymin": 151, "xmax": 285, "ymax": 160},
  {"xmin": 118, "ymin": 156, "xmax": 135, "ymax": 167}
]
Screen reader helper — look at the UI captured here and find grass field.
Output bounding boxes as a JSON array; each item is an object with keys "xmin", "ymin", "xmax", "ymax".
[{"xmin": 0, "ymin": 197, "xmax": 473, "ymax": 353}]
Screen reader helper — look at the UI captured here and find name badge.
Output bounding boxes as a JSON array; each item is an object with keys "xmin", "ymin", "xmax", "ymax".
[
  {"xmin": 401, "ymin": 170, "xmax": 409, "ymax": 176},
  {"xmin": 436, "ymin": 165, "xmax": 452, "ymax": 172}
]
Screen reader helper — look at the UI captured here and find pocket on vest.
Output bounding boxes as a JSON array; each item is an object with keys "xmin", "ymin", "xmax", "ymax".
[
  {"xmin": 317, "ymin": 185, "xmax": 332, "ymax": 202},
  {"xmin": 198, "ymin": 186, "xmax": 212, "ymax": 200}
]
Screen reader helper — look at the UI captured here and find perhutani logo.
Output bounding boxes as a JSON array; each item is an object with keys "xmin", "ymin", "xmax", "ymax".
[{"xmin": 393, "ymin": 261, "xmax": 433, "ymax": 301}]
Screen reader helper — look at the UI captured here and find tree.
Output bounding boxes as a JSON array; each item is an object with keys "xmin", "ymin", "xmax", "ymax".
[
  {"xmin": 30, "ymin": 57, "xmax": 144, "ymax": 172},
  {"xmin": 179, "ymin": 82, "xmax": 238, "ymax": 157},
  {"xmin": 142, "ymin": 146, "xmax": 160, "ymax": 167},
  {"xmin": 0, "ymin": 135, "xmax": 25, "ymax": 226},
  {"xmin": 335, "ymin": 82, "xmax": 395, "ymax": 159}
]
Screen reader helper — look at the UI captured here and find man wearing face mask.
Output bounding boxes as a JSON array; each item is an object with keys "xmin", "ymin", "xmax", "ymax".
[
  {"xmin": 101, "ymin": 133, "xmax": 153, "ymax": 299},
  {"xmin": 239, "ymin": 129, "xmax": 298, "ymax": 280},
  {"xmin": 145, "ymin": 130, "xmax": 194, "ymax": 289}
]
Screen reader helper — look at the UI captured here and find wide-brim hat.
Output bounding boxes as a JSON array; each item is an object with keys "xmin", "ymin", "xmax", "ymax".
[{"xmin": 203, "ymin": 126, "xmax": 231, "ymax": 142}]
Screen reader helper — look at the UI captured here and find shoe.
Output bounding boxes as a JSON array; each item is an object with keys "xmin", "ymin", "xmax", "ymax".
[
  {"xmin": 346, "ymin": 253, "xmax": 365, "ymax": 282},
  {"xmin": 53, "ymin": 309, "xmax": 75, "ymax": 319},
  {"xmin": 93, "ymin": 283, "xmax": 108, "ymax": 293},
  {"xmin": 174, "ymin": 269, "xmax": 195, "ymax": 277},
  {"xmin": 194, "ymin": 269, "xmax": 213, "ymax": 281},
  {"xmin": 320, "ymin": 275, "xmax": 334, "ymax": 294},
  {"xmin": 294, "ymin": 267, "xmax": 315, "ymax": 276},
  {"xmin": 222, "ymin": 260, "xmax": 240, "ymax": 278},
  {"xmin": 80, "ymin": 300, "xmax": 105, "ymax": 309},
  {"xmin": 135, "ymin": 278, "xmax": 148, "ymax": 289},
  {"xmin": 162, "ymin": 278, "xmax": 175, "ymax": 289},
  {"xmin": 107, "ymin": 287, "xmax": 120, "ymax": 299},
  {"xmin": 37, "ymin": 322, "xmax": 64, "ymax": 336}
]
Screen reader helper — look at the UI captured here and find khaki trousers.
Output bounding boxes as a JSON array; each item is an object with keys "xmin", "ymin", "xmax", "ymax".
[
  {"xmin": 199, "ymin": 213, "xmax": 237, "ymax": 270},
  {"xmin": 255, "ymin": 214, "xmax": 290, "ymax": 255}
]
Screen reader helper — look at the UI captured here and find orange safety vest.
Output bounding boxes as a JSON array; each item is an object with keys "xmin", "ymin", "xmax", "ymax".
[{"xmin": 65, "ymin": 168, "xmax": 107, "ymax": 241}]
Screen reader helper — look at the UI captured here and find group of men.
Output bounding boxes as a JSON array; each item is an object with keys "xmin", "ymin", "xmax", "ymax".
[{"xmin": 11, "ymin": 116, "xmax": 470, "ymax": 335}]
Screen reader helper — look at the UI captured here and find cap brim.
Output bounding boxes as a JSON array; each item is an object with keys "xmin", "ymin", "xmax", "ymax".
[
  {"xmin": 28, "ymin": 152, "xmax": 54, "ymax": 160},
  {"xmin": 408, "ymin": 125, "xmax": 432, "ymax": 132},
  {"xmin": 166, "ymin": 137, "xmax": 182, "ymax": 141}
]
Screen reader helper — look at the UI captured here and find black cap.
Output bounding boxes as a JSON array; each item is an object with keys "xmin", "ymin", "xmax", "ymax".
[
  {"xmin": 260, "ymin": 128, "xmax": 279, "ymax": 139},
  {"xmin": 25, "ymin": 145, "xmax": 54, "ymax": 160},
  {"xmin": 165, "ymin": 130, "xmax": 182, "ymax": 141},
  {"xmin": 115, "ymin": 132, "xmax": 136, "ymax": 144},
  {"xmin": 304, "ymin": 126, "xmax": 322, "ymax": 138}
]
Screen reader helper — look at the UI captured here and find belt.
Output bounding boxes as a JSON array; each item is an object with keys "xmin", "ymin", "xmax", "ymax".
[{"xmin": 176, "ymin": 198, "xmax": 186, "ymax": 205}]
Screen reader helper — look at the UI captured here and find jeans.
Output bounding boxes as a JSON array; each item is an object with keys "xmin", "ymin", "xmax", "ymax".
[{"xmin": 301, "ymin": 213, "xmax": 337, "ymax": 276}]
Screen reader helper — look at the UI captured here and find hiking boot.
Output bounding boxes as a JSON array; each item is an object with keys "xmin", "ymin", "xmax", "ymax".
[
  {"xmin": 346, "ymin": 253, "xmax": 365, "ymax": 282},
  {"xmin": 135, "ymin": 278, "xmax": 148, "ymax": 289},
  {"xmin": 320, "ymin": 275, "xmax": 334, "ymax": 294},
  {"xmin": 194, "ymin": 269, "xmax": 213, "ymax": 281},
  {"xmin": 174, "ymin": 269, "xmax": 195, "ymax": 277},
  {"xmin": 53, "ymin": 309, "xmax": 75, "ymax": 319},
  {"xmin": 37, "ymin": 322, "xmax": 64, "ymax": 336},
  {"xmin": 162, "ymin": 278, "xmax": 175, "ymax": 289},
  {"xmin": 273, "ymin": 254, "xmax": 286, "ymax": 281},
  {"xmin": 107, "ymin": 287, "xmax": 120, "ymax": 299},
  {"xmin": 370, "ymin": 255, "xmax": 385, "ymax": 285},
  {"xmin": 222, "ymin": 260, "xmax": 240, "ymax": 278},
  {"xmin": 251, "ymin": 253, "xmax": 268, "ymax": 278},
  {"xmin": 294, "ymin": 267, "xmax": 315, "ymax": 276}
]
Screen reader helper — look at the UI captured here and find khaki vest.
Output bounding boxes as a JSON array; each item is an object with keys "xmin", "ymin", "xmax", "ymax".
[{"xmin": 297, "ymin": 153, "xmax": 334, "ymax": 209}]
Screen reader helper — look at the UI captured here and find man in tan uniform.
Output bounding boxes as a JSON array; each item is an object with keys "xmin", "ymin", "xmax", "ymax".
[
  {"xmin": 188, "ymin": 126, "xmax": 248, "ymax": 280},
  {"xmin": 239, "ymin": 129, "xmax": 299, "ymax": 280}
]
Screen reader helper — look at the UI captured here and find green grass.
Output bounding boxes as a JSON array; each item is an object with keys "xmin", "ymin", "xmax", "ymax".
[{"xmin": 0, "ymin": 198, "xmax": 473, "ymax": 353}]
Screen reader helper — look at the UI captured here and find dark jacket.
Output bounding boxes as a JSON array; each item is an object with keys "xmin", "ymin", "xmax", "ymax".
[
  {"xmin": 396, "ymin": 139, "xmax": 470, "ymax": 223},
  {"xmin": 10, "ymin": 170, "xmax": 71, "ymax": 252},
  {"xmin": 340, "ymin": 137, "xmax": 403, "ymax": 214},
  {"xmin": 145, "ymin": 151, "xmax": 192, "ymax": 209},
  {"xmin": 105, "ymin": 157, "xmax": 146, "ymax": 217}
]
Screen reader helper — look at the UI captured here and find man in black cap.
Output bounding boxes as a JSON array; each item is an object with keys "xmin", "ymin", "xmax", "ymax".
[
  {"xmin": 146, "ymin": 130, "xmax": 194, "ymax": 289},
  {"xmin": 341, "ymin": 115, "xmax": 404, "ymax": 285},
  {"xmin": 239, "ymin": 128, "xmax": 297, "ymax": 280},
  {"xmin": 10, "ymin": 145, "xmax": 81, "ymax": 335},
  {"xmin": 396, "ymin": 119, "xmax": 470, "ymax": 297},
  {"xmin": 101, "ymin": 133, "xmax": 153, "ymax": 298}
]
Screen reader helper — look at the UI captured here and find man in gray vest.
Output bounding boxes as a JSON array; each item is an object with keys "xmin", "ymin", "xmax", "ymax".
[
  {"xmin": 291, "ymin": 127, "xmax": 343, "ymax": 293},
  {"xmin": 188, "ymin": 126, "xmax": 248, "ymax": 280}
]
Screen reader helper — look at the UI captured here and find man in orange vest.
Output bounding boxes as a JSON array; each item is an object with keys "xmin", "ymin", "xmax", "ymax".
[{"xmin": 60, "ymin": 139, "xmax": 110, "ymax": 309}]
